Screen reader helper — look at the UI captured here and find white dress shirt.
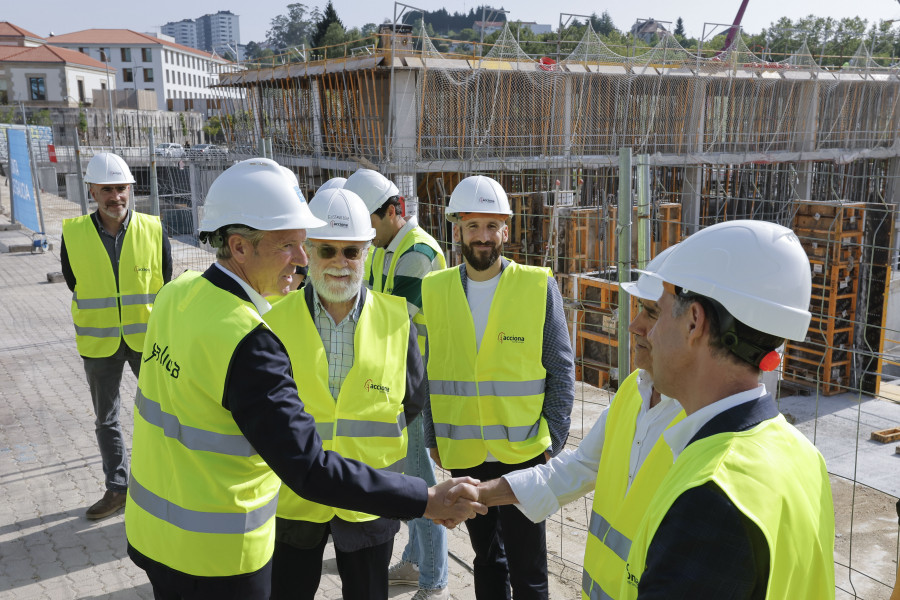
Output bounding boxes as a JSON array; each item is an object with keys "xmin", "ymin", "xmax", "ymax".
[
  {"xmin": 213, "ymin": 262, "xmax": 271, "ymax": 316},
  {"xmin": 503, "ymin": 371, "xmax": 683, "ymax": 523}
]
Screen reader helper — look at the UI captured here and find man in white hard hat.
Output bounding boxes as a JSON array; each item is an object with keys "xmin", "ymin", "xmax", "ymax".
[
  {"xmin": 266, "ymin": 187, "xmax": 427, "ymax": 600},
  {"xmin": 611, "ymin": 220, "xmax": 834, "ymax": 598},
  {"xmin": 124, "ymin": 159, "xmax": 486, "ymax": 600},
  {"xmin": 421, "ymin": 175, "xmax": 575, "ymax": 600},
  {"xmin": 61, "ymin": 152, "xmax": 172, "ymax": 520},
  {"xmin": 452, "ymin": 247, "xmax": 686, "ymax": 600},
  {"xmin": 344, "ymin": 168, "xmax": 450, "ymax": 599}
]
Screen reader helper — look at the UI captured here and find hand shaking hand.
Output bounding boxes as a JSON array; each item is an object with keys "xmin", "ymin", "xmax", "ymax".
[{"xmin": 424, "ymin": 477, "xmax": 486, "ymax": 529}]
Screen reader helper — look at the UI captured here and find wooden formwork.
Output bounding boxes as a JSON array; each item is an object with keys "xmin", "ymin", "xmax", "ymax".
[{"xmin": 784, "ymin": 201, "xmax": 866, "ymax": 395}]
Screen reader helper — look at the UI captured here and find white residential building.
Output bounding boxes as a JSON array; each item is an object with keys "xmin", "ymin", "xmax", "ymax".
[
  {"xmin": 47, "ymin": 29, "xmax": 240, "ymax": 110},
  {"xmin": 0, "ymin": 22, "xmax": 115, "ymax": 106}
]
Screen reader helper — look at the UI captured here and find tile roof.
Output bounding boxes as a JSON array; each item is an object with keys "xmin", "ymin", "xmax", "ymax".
[
  {"xmin": 47, "ymin": 29, "xmax": 229, "ymax": 61},
  {"xmin": 0, "ymin": 44, "xmax": 114, "ymax": 70},
  {"xmin": 0, "ymin": 22, "xmax": 44, "ymax": 40}
]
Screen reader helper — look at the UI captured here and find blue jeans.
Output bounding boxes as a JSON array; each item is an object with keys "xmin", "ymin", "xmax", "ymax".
[
  {"xmin": 401, "ymin": 416, "xmax": 448, "ymax": 590},
  {"xmin": 82, "ymin": 340, "xmax": 141, "ymax": 492}
]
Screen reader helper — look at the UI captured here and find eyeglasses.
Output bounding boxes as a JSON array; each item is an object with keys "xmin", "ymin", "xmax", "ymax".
[{"xmin": 305, "ymin": 242, "xmax": 366, "ymax": 260}]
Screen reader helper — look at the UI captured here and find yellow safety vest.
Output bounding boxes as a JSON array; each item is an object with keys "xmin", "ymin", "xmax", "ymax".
[
  {"xmin": 265, "ymin": 288, "xmax": 410, "ymax": 523},
  {"xmin": 621, "ymin": 414, "xmax": 835, "ymax": 600},
  {"xmin": 63, "ymin": 212, "xmax": 164, "ymax": 357},
  {"xmin": 365, "ymin": 226, "xmax": 446, "ymax": 355},
  {"xmin": 423, "ymin": 262, "xmax": 551, "ymax": 469},
  {"xmin": 125, "ymin": 271, "xmax": 281, "ymax": 577},
  {"xmin": 581, "ymin": 370, "xmax": 685, "ymax": 600}
]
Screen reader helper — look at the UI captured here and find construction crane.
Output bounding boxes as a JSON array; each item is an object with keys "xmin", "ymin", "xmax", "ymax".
[{"xmin": 721, "ymin": 0, "xmax": 750, "ymax": 50}]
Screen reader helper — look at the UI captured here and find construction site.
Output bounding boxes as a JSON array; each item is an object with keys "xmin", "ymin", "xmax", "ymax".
[{"xmin": 3, "ymin": 17, "xmax": 900, "ymax": 600}]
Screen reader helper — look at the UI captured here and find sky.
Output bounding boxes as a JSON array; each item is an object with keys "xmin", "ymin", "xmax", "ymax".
[{"xmin": 6, "ymin": 0, "xmax": 900, "ymax": 45}]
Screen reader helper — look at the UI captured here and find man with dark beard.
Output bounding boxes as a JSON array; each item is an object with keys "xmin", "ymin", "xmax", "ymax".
[
  {"xmin": 265, "ymin": 187, "xmax": 429, "ymax": 600},
  {"xmin": 421, "ymin": 175, "xmax": 575, "ymax": 600}
]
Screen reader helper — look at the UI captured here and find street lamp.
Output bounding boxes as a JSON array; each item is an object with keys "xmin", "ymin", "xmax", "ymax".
[{"xmin": 99, "ymin": 48, "xmax": 116, "ymax": 152}]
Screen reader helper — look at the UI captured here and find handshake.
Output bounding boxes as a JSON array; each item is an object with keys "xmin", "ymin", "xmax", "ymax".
[{"xmin": 422, "ymin": 477, "xmax": 489, "ymax": 528}]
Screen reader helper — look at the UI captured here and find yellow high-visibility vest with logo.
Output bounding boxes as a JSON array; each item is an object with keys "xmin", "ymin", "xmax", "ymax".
[
  {"xmin": 365, "ymin": 226, "xmax": 446, "ymax": 356},
  {"xmin": 125, "ymin": 271, "xmax": 281, "ymax": 577},
  {"xmin": 581, "ymin": 370, "xmax": 685, "ymax": 600},
  {"xmin": 423, "ymin": 261, "xmax": 551, "ymax": 469},
  {"xmin": 265, "ymin": 288, "xmax": 410, "ymax": 523},
  {"xmin": 620, "ymin": 414, "xmax": 835, "ymax": 600},
  {"xmin": 63, "ymin": 212, "xmax": 163, "ymax": 357}
]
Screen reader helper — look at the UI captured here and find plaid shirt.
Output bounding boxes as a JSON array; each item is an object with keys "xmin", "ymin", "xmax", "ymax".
[{"xmin": 311, "ymin": 288, "xmax": 365, "ymax": 398}]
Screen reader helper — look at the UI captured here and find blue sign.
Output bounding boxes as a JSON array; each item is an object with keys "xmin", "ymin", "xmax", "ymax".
[{"xmin": 6, "ymin": 128, "xmax": 42, "ymax": 234}]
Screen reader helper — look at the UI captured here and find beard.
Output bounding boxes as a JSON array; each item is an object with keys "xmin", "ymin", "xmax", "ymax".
[
  {"xmin": 461, "ymin": 238, "xmax": 502, "ymax": 272},
  {"xmin": 309, "ymin": 261, "xmax": 363, "ymax": 304}
]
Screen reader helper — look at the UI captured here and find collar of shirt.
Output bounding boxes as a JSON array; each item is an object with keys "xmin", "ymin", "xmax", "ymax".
[
  {"xmin": 664, "ymin": 384, "xmax": 767, "ymax": 460},
  {"xmin": 311, "ymin": 286, "xmax": 364, "ymax": 326},
  {"xmin": 213, "ymin": 262, "xmax": 272, "ymax": 316},
  {"xmin": 386, "ymin": 215, "xmax": 418, "ymax": 253},
  {"xmin": 636, "ymin": 369, "xmax": 681, "ymax": 417},
  {"xmin": 92, "ymin": 209, "xmax": 131, "ymax": 238}
]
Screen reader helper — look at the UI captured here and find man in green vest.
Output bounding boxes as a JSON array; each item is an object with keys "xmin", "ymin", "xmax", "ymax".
[
  {"xmin": 453, "ymin": 246, "xmax": 685, "ymax": 600},
  {"xmin": 266, "ymin": 187, "xmax": 426, "ymax": 600},
  {"xmin": 344, "ymin": 168, "xmax": 451, "ymax": 600},
  {"xmin": 125, "ymin": 158, "xmax": 485, "ymax": 600},
  {"xmin": 616, "ymin": 220, "xmax": 834, "ymax": 598},
  {"xmin": 61, "ymin": 152, "xmax": 172, "ymax": 520},
  {"xmin": 422, "ymin": 175, "xmax": 575, "ymax": 600}
]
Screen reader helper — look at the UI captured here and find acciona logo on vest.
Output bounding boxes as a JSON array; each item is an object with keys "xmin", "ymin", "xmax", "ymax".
[
  {"xmin": 497, "ymin": 332, "xmax": 525, "ymax": 344},
  {"xmin": 134, "ymin": 266, "xmax": 151, "ymax": 273},
  {"xmin": 364, "ymin": 378, "xmax": 390, "ymax": 393}
]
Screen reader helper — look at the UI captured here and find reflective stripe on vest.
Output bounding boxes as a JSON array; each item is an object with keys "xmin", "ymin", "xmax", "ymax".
[
  {"xmin": 130, "ymin": 474, "xmax": 278, "ymax": 535},
  {"xmin": 125, "ymin": 271, "xmax": 281, "ymax": 577},
  {"xmin": 620, "ymin": 413, "xmax": 836, "ymax": 600},
  {"xmin": 63, "ymin": 212, "xmax": 164, "ymax": 357},
  {"xmin": 581, "ymin": 371, "xmax": 684, "ymax": 600},
  {"xmin": 423, "ymin": 262, "xmax": 551, "ymax": 469},
  {"xmin": 135, "ymin": 387, "xmax": 257, "ymax": 456},
  {"xmin": 265, "ymin": 288, "xmax": 410, "ymax": 523}
]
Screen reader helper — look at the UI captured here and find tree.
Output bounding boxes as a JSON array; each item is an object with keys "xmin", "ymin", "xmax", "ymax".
[
  {"xmin": 27, "ymin": 109, "xmax": 52, "ymax": 127},
  {"xmin": 674, "ymin": 17, "xmax": 685, "ymax": 37},
  {"xmin": 320, "ymin": 22, "xmax": 347, "ymax": 56},
  {"xmin": 312, "ymin": 1, "xmax": 343, "ymax": 48},
  {"xmin": 590, "ymin": 11, "xmax": 618, "ymax": 37},
  {"xmin": 267, "ymin": 3, "xmax": 316, "ymax": 50},
  {"xmin": 203, "ymin": 116, "xmax": 223, "ymax": 142}
]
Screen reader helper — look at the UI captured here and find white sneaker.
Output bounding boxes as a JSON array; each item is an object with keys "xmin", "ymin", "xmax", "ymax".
[
  {"xmin": 411, "ymin": 587, "xmax": 450, "ymax": 600},
  {"xmin": 387, "ymin": 560, "xmax": 420, "ymax": 586}
]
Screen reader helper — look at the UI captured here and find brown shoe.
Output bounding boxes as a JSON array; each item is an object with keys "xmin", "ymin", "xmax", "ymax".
[{"xmin": 86, "ymin": 490, "xmax": 127, "ymax": 520}]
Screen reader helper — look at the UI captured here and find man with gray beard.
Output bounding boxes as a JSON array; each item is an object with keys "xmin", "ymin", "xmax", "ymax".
[{"xmin": 265, "ymin": 187, "xmax": 429, "ymax": 600}]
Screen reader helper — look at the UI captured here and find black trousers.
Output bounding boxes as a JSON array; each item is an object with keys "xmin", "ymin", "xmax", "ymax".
[
  {"xmin": 270, "ymin": 522, "xmax": 394, "ymax": 600},
  {"xmin": 136, "ymin": 553, "xmax": 271, "ymax": 600},
  {"xmin": 452, "ymin": 455, "xmax": 549, "ymax": 600}
]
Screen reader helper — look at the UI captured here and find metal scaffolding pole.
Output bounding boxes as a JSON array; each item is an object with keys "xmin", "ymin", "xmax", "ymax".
[{"xmin": 617, "ymin": 147, "xmax": 633, "ymax": 382}]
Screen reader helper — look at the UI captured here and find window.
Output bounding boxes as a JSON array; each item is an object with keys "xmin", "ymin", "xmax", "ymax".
[
  {"xmin": 166, "ymin": 70, "xmax": 170, "ymax": 83},
  {"xmin": 0, "ymin": 80, "xmax": 8, "ymax": 104},
  {"xmin": 122, "ymin": 68, "xmax": 133, "ymax": 83},
  {"xmin": 29, "ymin": 77, "xmax": 46, "ymax": 101},
  {"xmin": 77, "ymin": 79, "xmax": 85, "ymax": 101},
  {"xmin": 99, "ymin": 47, "xmax": 110, "ymax": 62},
  {"xmin": 121, "ymin": 48, "xmax": 131, "ymax": 61},
  {"xmin": 177, "ymin": 72, "xmax": 182, "ymax": 85},
  {"xmin": 143, "ymin": 68, "xmax": 154, "ymax": 82},
  {"xmin": 100, "ymin": 81, "xmax": 107, "ymax": 91},
  {"xmin": 142, "ymin": 48, "xmax": 152, "ymax": 62},
  {"xmin": 78, "ymin": 47, "xmax": 87, "ymax": 54}
]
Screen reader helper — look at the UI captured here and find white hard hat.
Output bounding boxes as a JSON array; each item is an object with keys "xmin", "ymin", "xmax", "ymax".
[
  {"xmin": 645, "ymin": 220, "xmax": 812, "ymax": 341},
  {"xmin": 343, "ymin": 168, "xmax": 400, "ymax": 214},
  {"xmin": 620, "ymin": 244, "xmax": 677, "ymax": 301},
  {"xmin": 198, "ymin": 158, "xmax": 326, "ymax": 233},
  {"xmin": 84, "ymin": 152, "xmax": 135, "ymax": 184},
  {"xmin": 446, "ymin": 175, "xmax": 512, "ymax": 223},
  {"xmin": 317, "ymin": 177, "xmax": 347, "ymax": 194},
  {"xmin": 306, "ymin": 188, "xmax": 376, "ymax": 242}
]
